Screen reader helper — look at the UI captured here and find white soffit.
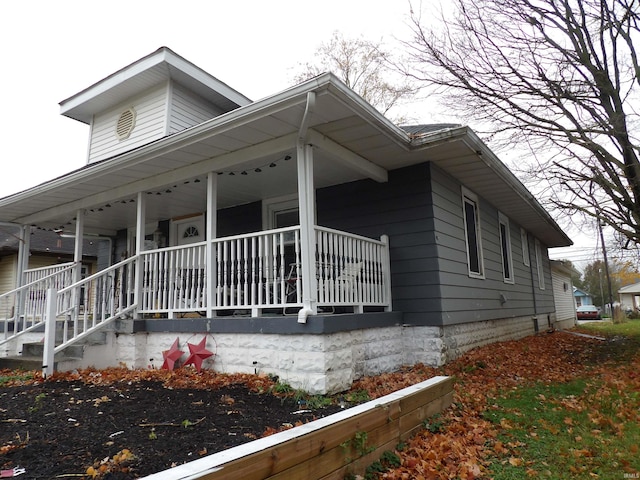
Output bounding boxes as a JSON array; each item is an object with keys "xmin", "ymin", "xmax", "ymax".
[{"xmin": 59, "ymin": 47, "xmax": 252, "ymax": 124}]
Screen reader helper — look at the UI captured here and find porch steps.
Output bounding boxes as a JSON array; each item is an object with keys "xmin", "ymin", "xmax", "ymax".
[{"xmin": 0, "ymin": 327, "xmax": 107, "ymax": 372}]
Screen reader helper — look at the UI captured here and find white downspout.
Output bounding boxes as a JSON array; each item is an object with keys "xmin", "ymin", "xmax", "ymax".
[{"xmin": 297, "ymin": 92, "xmax": 316, "ymax": 323}]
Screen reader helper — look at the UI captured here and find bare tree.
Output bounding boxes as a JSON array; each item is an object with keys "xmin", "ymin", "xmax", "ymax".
[
  {"xmin": 402, "ymin": 0, "xmax": 640, "ymax": 246},
  {"xmin": 293, "ymin": 31, "xmax": 417, "ymax": 119}
]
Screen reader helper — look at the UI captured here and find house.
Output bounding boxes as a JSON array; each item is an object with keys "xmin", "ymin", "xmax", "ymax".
[
  {"xmin": 574, "ymin": 287, "xmax": 594, "ymax": 307},
  {"xmin": 618, "ymin": 282, "xmax": 640, "ymax": 313},
  {"xmin": 550, "ymin": 260, "xmax": 577, "ymax": 328},
  {"xmin": 0, "ymin": 47, "xmax": 572, "ymax": 393},
  {"xmin": 0, "ymin": 227, "xmax": 103, "ymax": 322}
]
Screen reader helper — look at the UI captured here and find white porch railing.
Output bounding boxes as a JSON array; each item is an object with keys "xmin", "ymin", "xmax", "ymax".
[
  {"xmin": 139, "ymin": 227, "xmax": 302, "ymax": 316},
  {"xmin": 138, "ymin": 226, "xmax": 391, "ymax": 316},
  {"xmin": 3, "ymin": 226, "xmax": 392, "ymax": 372},
  {"xmin": 0, "ymin": 263, "xmax": 76, "ymax": 345},
  {"xmin": 315, "ymin": 226, "xmax": 390, "ymax": 312},
  {"xmin": 53, "ymin": 256, "xmax": 137, "ymax": 346}
]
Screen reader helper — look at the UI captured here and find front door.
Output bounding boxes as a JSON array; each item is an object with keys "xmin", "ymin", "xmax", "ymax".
[{"xmin": 172, "ymin": 215, "xmax": 205, "ymax": 246}]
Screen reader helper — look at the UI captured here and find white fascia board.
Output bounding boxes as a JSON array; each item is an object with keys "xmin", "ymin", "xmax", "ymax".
[
  {"xmin": 10, "ymin": 74, "xmax": 405, "ymax": 208},
  {"xmin": 5, "ymin": 81, "xmax": 324, "ymax": 205},
  {"xmin": 59, "ymin": 47, "xmax": 251, "ymax": 122},
  {"xmin": 18, "ymin": 133, "xmax": 299, "ymax": 226},
  {"xmin": 59, "ymin": 48, "xmax": 171, "ymax": 118},
  {"xmin": 461, "ymin": 130, "xmax": 572, "ymax": 247},
  {"xmin": 323, "ymin": 79, "xmax": 412, "ymax": 150}
]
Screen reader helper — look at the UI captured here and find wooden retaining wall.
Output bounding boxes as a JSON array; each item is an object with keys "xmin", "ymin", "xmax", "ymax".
[{"xmin": 144, "ymin": 376, "xmax": 454, "ymax": 480}]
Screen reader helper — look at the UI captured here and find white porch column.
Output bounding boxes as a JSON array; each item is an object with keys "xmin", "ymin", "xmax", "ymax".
[
  {"xmin": 15, "ymin": 225, "xmax": 31, "ymax": 321},
  {"xmin": 71, "ymin": 210, "xmax": 85, "ymax": 317},
  {"xmin": 73, "ymin": 210, "xmax": 85, "ymax": 283},
  {"xmin": 16, "ymin": 225, "xmax": 30, "ymax": 287},
  {"xmin": 133, "ymin": 192, "xmax": 146, "ymax": 318},
  {"xmin": 206, "ymin": 172, "xmax": 217, "ymax": 317},
  {"xmin": 296, "ymin": 140, "xmax": 317, "ymax": 318}
]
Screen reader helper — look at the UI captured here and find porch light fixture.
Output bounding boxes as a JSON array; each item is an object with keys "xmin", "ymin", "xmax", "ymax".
[{"xmin": 214, "ymin": 152, "xmax": 293, "ymax": 176}]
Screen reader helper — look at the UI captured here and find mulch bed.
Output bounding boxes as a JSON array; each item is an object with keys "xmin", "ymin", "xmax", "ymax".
[{"xmin": 0, "ymin": 369, "xmax": 344, "ymax": 479}]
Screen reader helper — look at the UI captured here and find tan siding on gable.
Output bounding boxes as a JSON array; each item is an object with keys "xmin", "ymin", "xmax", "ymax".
[
  {"xmin": 0, "ymin": 255, "xmax": 17, "ymax": 319},
  {"xmin": 88, "ymin": 84, "xmax": 169, "ymax": 163},
  {"xmin": 552, "ymin": 269, "xmax": 576, "ymax": 323}
]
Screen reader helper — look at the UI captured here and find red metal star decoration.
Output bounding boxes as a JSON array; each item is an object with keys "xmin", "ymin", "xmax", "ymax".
[
  {"xmin": 183, "ymin": 337, "xmax": 214, "ymax": 372},
  {"xmin": 161, "ymin": 337, "xmax": 184, "ymax": 370}
]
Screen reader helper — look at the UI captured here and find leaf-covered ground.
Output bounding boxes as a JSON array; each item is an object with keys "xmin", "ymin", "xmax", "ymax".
[
  {"xmin": 1, "ymin": 327, "xmax": 639, "ymax": 479},
  {"xmin": 350, "ymin": 327, "xmax": 640, "ymax": 479}
]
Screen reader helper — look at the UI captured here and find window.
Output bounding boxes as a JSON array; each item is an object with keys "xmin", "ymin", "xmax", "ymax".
[
  {"xmin": 263, "ymin": 195, "xmax": 300, "ymax": 244},
  {"xmin": 535, "ymin": 238, "xmax": 545, "ymax": 290},
  {"xmin": 498, "ymin": 212, "xmax": 514, "ymax": 283},
  {"xmin": 182, "ymin": 226, "xmax": 200, "ymax": 239},
  {"xmin": 462, "ymin": 188, "xmax": 484, "ymax": 278},
  {"xmin": 521, "ymin": 228, "xmax": 530, "ymax": 266}
]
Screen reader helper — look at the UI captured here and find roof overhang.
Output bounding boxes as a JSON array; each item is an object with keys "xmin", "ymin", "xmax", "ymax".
[
  {"xmin": 0, "ymin": 72, "xmax": 571, "ymax": 247},
  {"xmin": 59, "ymin": 47, "xmax": 252, "ymax": 124}
]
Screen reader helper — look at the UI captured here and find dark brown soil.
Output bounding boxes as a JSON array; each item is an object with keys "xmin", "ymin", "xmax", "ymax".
[{"xmin": 0, "ymin": 370, "xmax": 344, "ymax": 479}]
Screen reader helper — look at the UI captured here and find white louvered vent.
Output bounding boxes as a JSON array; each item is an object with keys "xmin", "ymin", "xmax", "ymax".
[{"xmin": 116, "ymin": 107, "xmax": 136, "ymax": 140}]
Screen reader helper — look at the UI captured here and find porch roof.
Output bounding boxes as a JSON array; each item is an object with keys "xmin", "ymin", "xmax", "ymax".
[{"xmin": 0, "ymin": 72, "xmax": 572, "ymax": 247}]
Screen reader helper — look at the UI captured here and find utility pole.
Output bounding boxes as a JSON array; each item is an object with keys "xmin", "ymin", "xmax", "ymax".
[{"xmin": 597, "ymin": 218, "xmax": 615, "ymax": 317}]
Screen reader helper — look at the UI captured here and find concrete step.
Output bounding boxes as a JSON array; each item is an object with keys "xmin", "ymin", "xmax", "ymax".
[
  {"xmin": 22, "ymin": 342, "xmax": 85, "ymax": 359},
  {"xmin": 0, "ymin": 356, "xmax": 45, "ymax": 371},
  {"xmin": 0, "ymin": 328, "xmax": 108, "ymax": 372}
]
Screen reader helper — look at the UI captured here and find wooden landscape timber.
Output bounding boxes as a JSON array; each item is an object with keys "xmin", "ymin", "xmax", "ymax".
[{"xmin": 143, "ymin": 376, "xmax": 454, "ymax": 480}]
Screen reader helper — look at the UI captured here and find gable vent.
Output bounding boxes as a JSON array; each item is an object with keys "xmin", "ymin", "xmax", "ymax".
[{"xmin": 116, "ymin": 107, "xmax": 136, "ymax": 140}]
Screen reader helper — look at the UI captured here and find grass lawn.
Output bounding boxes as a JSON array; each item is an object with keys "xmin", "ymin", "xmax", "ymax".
[{"xmin": 484, "ymin": 320, "xmax": 640, "ymax": 479}]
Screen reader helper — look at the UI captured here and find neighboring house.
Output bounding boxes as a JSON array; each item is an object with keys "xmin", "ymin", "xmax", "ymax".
[
  {"xmin": 574, "ymin": 287, "xmax": 594, "ymax": 307},
  {"xmin": 0, "ymin": 228, "xmax": 101, "ymax": 320},
  {"xmin": 0, "ymin": 48, "xmax": 572, "ymax": 393},
  {"xmin": 618, "ymin": 282, "xmax": 640, "ymax": 312},
  {"xmin": 550, "ymin": 260, "xmax": 578, "ymax": 329}
]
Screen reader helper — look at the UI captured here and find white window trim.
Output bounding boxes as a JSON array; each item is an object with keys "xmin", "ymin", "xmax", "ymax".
[
  {"xmin": 535, "ymin": 238, "xmax": 545, "ymax": 290},
  {"xmin": 521, "ymin": 228, "xmax": 530, "ymax": 266},
  {"xmin": 262, "ymin": 194, "xmax": 299, "ymax": 230},
  {"xmin": 461, "ymin": 187, "xmax": 485, "ymax": 279},
  {"xmin": 498, "ymin": 212, "xmax": 514, "ymax": 284}
]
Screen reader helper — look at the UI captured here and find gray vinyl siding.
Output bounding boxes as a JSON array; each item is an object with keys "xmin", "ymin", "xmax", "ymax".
[
  {"xmin": 316, "ymin": 162, "xmax": 556, "ymax": 326},
  {"xmin": 168, "ymin": 84, "xmax": 223, "ymax": 134},
  {"xmin": 218, "ymin": 202, "xmax": 262, "ymax": 237},
  {"xmin": 316, "ymin": 163, "xmax": 441, "ymax": 324},
  {"xmin": 88, "ymin": 84, "xmax": 169, "ymax": 163},
  {"xmin": 432, "ymin": 165, "xmax": 556, "ymax": 324}
]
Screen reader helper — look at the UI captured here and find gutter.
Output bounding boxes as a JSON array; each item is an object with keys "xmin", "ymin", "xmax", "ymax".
[{"xmin": 461, "ymin": 130, "xmax": 572, "ymax": 247}]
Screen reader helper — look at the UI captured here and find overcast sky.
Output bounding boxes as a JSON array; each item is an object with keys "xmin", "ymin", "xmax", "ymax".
[{"xmin": 0, "ymin": 0, "xmax": 602, "ymax": 267}]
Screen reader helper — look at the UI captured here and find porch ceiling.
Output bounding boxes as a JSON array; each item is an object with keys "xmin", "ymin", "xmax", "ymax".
[{"xmin": 0, "ymin": 73, "xmax": 571, "ymax": 247}]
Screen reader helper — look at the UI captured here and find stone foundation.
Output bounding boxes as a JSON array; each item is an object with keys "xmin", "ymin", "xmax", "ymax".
[{"xmin": 2, "ymin": 313, "xmax": 552, "ymax": 394}]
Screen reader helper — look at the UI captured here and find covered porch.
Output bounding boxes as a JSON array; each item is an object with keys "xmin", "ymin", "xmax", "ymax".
[{"xmin": 0, "ymin": 89, "xmax": 397, "ymax": 370}]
